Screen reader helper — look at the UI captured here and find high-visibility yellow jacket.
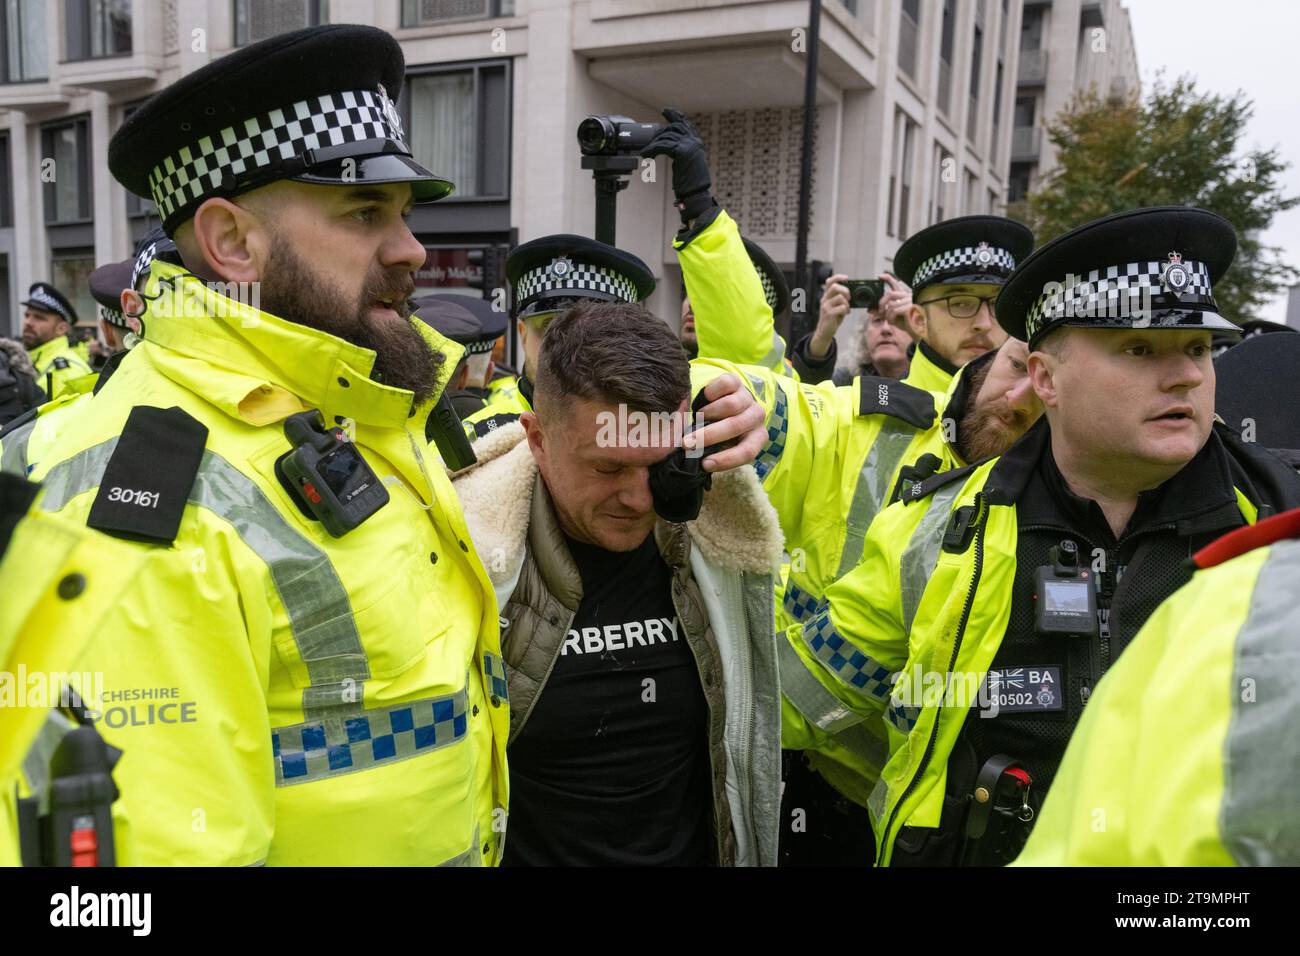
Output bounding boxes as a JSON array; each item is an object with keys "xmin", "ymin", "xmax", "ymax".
[
  {"xmin": 0, "ymin": 479, "xmax": 144, "ymax": 867},
  {"xmin": 1016, "ymin": 508, "xmax": 1300, "ymax": 866},
  {"xmin": 901, "ymin": 341, "xmax": 957, "ymax": 393},
  {"xmin": 0, "ymin": 391, "xmax": 87, "ymax": 478},
  {"xmin": 691, "ymin": 358, "xmax": 970, "ymax": 806},
  {"xmin": 676, "ymin": 208, "xmax": 797, "ymax": 379},
  {"xmin": 27, "ymin": 337, "xmax": 94, "ymax": 402},
  {"xmin": 822, "ymin": 420, "xmax": 1299, "ymax": 865},
  {"xmin": 17, "ymin": 260, "xmax": 509, "ymax": 866}
]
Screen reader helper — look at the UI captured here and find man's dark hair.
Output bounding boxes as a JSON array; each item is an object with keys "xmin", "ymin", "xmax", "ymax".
[{"xmin": 535, "ymin": 299, "xmax": 690, "ymax": 419}]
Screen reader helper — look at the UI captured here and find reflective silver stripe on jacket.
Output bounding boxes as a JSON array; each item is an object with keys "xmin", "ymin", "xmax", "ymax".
[
  {"xmin": 799, "ymin": 606, "xmax": 894, "ymax": 703},
  {"xmin": 38, "ymin": 439, "xmax": 370, "ymax": 714},
  {"xmin": 777, "ymin": 638, "xmax": 889, "ymax": 767},
  {"xmin": 1222, "ymin": 539, "xmax": 1300, "ymax": 865},
  {"xmin": 439, "ymin": 825, "xmax": 484, "ymax": 867},
  {"xmin": 0, "ymin": 417, "xmax": 36, "ymax": 476},
  {"xmin": 273, "ymin": 683, "xmax": 469, "ymax": 786},
  {"xmin": 20, "ymin": 711, "xmax": 77, "ymax": 810},
  {"xmin": 899, "ymin": 481, "xmax": 966, "ymax": 634},
  {"xmin": 835, "ymin": 419, "xmax": 918, "ymax": 578}
]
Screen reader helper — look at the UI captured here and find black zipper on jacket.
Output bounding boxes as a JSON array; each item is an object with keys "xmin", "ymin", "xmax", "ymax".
[{"xmin": 878, "ymin": 492, "xmax": 988, "ymax": 866}]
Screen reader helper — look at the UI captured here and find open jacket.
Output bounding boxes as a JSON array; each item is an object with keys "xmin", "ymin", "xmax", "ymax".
[{"xmin": 452, "ymin": 422, "xmax": 785, "ymax": 866}]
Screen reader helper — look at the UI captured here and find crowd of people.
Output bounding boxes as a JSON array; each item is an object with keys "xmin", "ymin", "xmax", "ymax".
[{"xmin": 2, "ymin": 23, "xmax": 1297, "ymax": 869}]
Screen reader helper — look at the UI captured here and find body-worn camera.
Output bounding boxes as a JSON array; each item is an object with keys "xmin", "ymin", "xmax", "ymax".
[
  {"xmin": 844, "ymin": 278, "xmax": 885, "ymax": 311},
  {"xmin": 276, "ymin": 410, "xmax": 389, "ymax": 537},
  {"xmin": 577, "ymin": 115, "xmax": 665, "ymax": 156},
  {"xmin": 1034, "ymin": 540, "xmax": 1097, "ymax": 636}
]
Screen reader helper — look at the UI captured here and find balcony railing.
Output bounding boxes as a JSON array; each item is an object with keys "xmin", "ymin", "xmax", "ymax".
[
  {"xmin": 1018, "ymin": 48, "xmax": 1047, "ymax": 85},
  {"xmin": 1011, "ymin": 125, "xmax": 1041, "ymax": 162}
]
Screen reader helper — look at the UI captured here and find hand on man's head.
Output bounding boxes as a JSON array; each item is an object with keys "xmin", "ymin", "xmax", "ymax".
[{"xmin": 683, "ymin": 373, "xmax": 768, "ymax": 473}]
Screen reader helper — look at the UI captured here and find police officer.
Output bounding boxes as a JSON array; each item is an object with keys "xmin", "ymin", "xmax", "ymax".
[
  {"xmin": 818, "ymin": 205, "xmax": 1300, "ymax": 866},
  {"xmin": 19, "ymin": 283, "xmax": 94, "ymax": 400},
  {"xmin": 1017, "ymin": 505, "xmax": 1300, "ymax": 866},
  {"xmin": 88, "ymin": 260, "xmax": 136, "ymax": 360},
  {"xmin": 11, "ymin": 24, "xmax": 510, "ymax": 865},
  {"xmin": 461, "ymin": 235, "xmax": 656, "ymax": 439},
  {"xmin": 412, "ymin": 293, "xmax": 508, "ymax": 420},
  {"xmin": 1215, "ymin": 330, "xmax": 1300, "ymax": 472},
  {"xmin": 892, "ymin": 215, "xmax": 1035, "ymax": 393}
]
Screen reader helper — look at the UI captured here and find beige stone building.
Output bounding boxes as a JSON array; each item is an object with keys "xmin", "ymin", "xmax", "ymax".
[
  {"xmin": 1008, "ymin": 0, "xmax": 1138, "ymax": 202},
  {"xmin": 1, "ymin": 0, "xmax": 1023, "ymax": 363}
]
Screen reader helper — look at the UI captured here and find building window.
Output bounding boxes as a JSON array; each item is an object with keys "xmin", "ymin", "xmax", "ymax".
[
  {"xmin": 931, "ymin": 144, "xmax": 953, "ymax": 224},
  {"xmin": 897, "ymin": 0, "xmax": 919, "ymax": 81},
  {"xmin": 1014, "ymin": 95, "xmax": 1035, "ymax": 128},
  {"xmin": 1, "ymin": 0, "xmax": 49, "ymax": 81},
  {"xmin": 65, "ymin": 0, "xmax": 132, "ymax": 61},
  {"xmin": 963, "ymin": 169, "xmax": 977, "ymax": 215},
  {"xmin": 1008, "ymin": 163, "xmax": 1032, "ymax": 203},
  {"xmin": 401, "ymin": 0, "xmax": 514, "ymax": 27},
  {"xmin": 0, "ymin": 134, "xmax": 11, "ymax": 228},
  {"xmin": 234, "ymin": 0, "xmax": 327, "ymax": 46},
  {"xmin": 51, "ymin": 248, "xmax": 96, "ymax": 328},
  {"xmin": 889, "ymin": 109, "xmax": 917, "ymax": 238},
  {"xmin": 968, "ymin": 3, "xmax": 984, "ymax": 142},
  {"xmin": 42, "ymin": 117, "xmax": 92, "ymax": 224},
  {"xmin": 937, "ymin": 0, "xmax": 954, "ymax": 115},
  {"xmin": 406, "ymin": 60, "xmax": 510, "ymax": 200},
  {"xmin": 1021, "ymin": 4, "xmax": 1044, "ymax": 50}
]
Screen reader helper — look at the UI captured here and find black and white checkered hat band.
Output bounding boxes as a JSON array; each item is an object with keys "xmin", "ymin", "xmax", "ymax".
[
  {"xmin": 101, "ymin": 306, "xmax": 129, "ymax": 329},
  {"xmin": 755, "ymin": 268, "xmax": 779, "ymax": 312},
  {"xmin": 131, "ymin": 241, "xmax": 161, "ymax": 291},
  {"xmin": 26, "ymin": 288, "xmax": 71, "ymax": 322},
  {"xmin": 1025, "ymin": 259, "xmax": 1215, "ymax": 341},
  {"xmin": 147, "ymin": 86, "xmax": 408, "ymax": 225},
  {"xmin": 914, "ymin": 245, "xmax": 1017, "ymax": 288},
  {"xmin": 514, "ymin": 262, "xmax": 640, "ymax": 310}
]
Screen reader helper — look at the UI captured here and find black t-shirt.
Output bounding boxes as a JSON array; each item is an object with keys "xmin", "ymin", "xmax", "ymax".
[{"xmin": 503, "ymin": 531, "xmax": 714, "ymax": 866}]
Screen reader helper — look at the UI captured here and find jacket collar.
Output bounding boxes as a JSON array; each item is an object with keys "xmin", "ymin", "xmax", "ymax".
[
  {"xmin": 917, "ymin": 339, "xmax": 959, "ymax": 377},
  {"xmin": 990, "ymin": 418, "xmax": 1242, "ymax": 541},
  {"xmin": 28, "ymin": 337, "xmax": 72, "ymax": 366},
  {"xmin": 139, "ymin": 261, "xmax": 464, "ymax": 430}
]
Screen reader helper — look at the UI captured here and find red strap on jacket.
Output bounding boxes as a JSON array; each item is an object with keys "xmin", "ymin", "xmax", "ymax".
[{"xmin": 1193, "ymin": 506, "xmax": 1300, "ymax": 570}]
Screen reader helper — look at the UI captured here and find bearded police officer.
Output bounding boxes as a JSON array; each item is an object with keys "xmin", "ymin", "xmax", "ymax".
[
  {"xmin": 20, "ymin": 283, "xmax": 94, "ymax": 401},
  {"xmin": 815, "ymin": 206, "xmax": 1300, "ymax": 866},
  {"xmin": 10, "ymin": 25, "xmax": 512, "ymax": 866},
  {"xmin": 893, "ymin": 216, "xmax": 1034, "ymax": 393}
]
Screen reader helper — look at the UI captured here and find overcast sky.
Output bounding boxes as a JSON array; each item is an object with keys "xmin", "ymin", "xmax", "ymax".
[{"xmin": 1124, "ymin": 0, "xmax": 1300, "ymax": 324}]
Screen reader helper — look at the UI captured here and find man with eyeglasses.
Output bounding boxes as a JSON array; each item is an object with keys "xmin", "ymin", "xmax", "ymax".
[{"xmin": 893, "ymin": 216, "xmax": 1035, "ymax": 393}]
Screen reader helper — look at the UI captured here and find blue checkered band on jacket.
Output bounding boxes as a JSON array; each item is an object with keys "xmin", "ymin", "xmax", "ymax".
[
  {"xmin": 513, "ymin": 260, "xmax": 640, "ymax": 312},
  {"xmin": 886, "ymin": 698, "xmax": 920, "ymax": 735},
  {"xmin": 753, "ymin": 382, "xmax": 788, "ymax": 482},
  {"xmin": 26, "ymin": 287, "xmax": 71, "ymax": 323},
  {"xmin": 912, "ymin": 245, "xmax": 1017, "ymax": 289},
  {"xmin": 782, "ymin": 577, "xmax": 824, "ymax": 624},
  {"xmin": 801, "ymin": 607, "xmax": 894, "ymax": 703},
  {"xmin": 147, "ymin": 86, "xmax": 409, "ymax": 225},
  {"xmin": 483, "ymin": 652, "xmax": 508, "ymax": 702},
  {"xmin": 273, "ymin": 684, "xmax": 468, "ymax": 786},
  {"xmin": 1025, "ymin": 258, "xmax": 1215, "ymax": 341}
]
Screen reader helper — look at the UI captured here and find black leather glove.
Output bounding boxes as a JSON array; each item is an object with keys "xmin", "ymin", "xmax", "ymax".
[{"xmin": 640, "ymin": 108, "xmax": 716, "ymax": 224}]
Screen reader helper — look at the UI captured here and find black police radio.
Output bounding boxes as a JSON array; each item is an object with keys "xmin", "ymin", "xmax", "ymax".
[
  {"xmin": 276, "ymin": 410, "xmax": 389, "ymax": 537},
  {"xmin": 1034, "ymin": 540, "xmax": 1098, "ymax": 636}
]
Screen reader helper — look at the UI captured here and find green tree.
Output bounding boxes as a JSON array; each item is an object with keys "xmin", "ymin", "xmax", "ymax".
[{"xmin": 1011, "ymin": 75, "xmax": 1298, "ymax": 322}]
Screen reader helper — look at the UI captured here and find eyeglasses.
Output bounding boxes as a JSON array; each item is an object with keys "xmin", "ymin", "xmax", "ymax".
[{"xmin": 916, "ymin": 294, "xmax": 997, "ymax": 319}]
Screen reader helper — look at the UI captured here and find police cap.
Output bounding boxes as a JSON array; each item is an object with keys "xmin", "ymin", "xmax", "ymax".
[
  {"xmin": 109, "ymin": 25, "xmax": 452, "ymax": 236},
  {"xmin": 20, "ymin": 283, "xmax": 77, "ymax": 325},
  {"xmin": 88, "ymin": 261, "xmax": 135, "ymax": 329},
  {"xmin": 507, "ymin": 235, "xmax": 655, "ymax": 321},
  {"xmin": 894, "ymin": 215, "xmax": 1034, "ymax": 296},
  {"xmin": 997, "ymin": 206, "xmax": 1240, "ymax": 348},
  {"xmin": 413, "ymin": 294, "xmax": 508, "ymax": 355}
]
